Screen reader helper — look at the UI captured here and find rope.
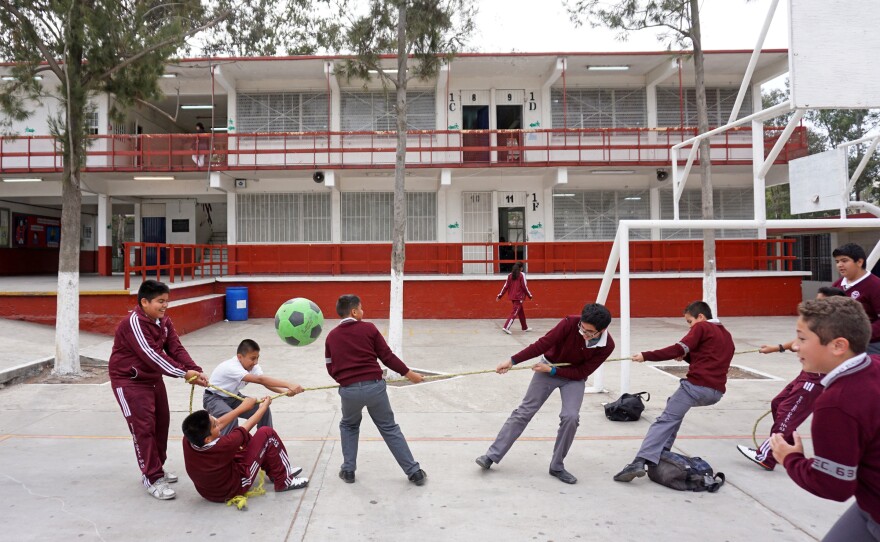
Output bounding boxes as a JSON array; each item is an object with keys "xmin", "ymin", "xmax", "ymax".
[
  {"xmin": 226, "ymin": 469, "xmax": 266, "ymax": 511},
  {"xmin": 752, "ymin": 409, "xmax": 773, "ymax": 448}
]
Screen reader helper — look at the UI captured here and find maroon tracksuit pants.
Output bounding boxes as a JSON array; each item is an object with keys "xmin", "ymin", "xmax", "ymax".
[
  {"xmin": 756, "ymin": 371, "xmax": 824, "ymax": 469},
  {"xmin": 503, "ymin": 300, "xmax": 528, "ymax": 331},
  {"xmin": 112, "ymin": 380, "xmax": 170, "ymax": 486},
  {"xmin": 234, "ymin": 427, "xmax": 298, "ymax": 495}
]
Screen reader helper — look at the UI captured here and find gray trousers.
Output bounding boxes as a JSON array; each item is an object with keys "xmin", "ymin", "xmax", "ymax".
[
  {"xmin": 338, "ymin": 379, "xmax": 420, "ymax": 476},
  {"xmin": 823, "ymin": 503, "xmax": 880, "ymax": 541},
  {"xmin": 203, "ymin": 391, "xmax": 272, "ymax": 436},
  {"xmin": 636, "ymin": 379, "xmax": 723, "ymax": 464},
  {"xmin": 486, "ymin": 371, "xmax": 586, "ymax": 472}
]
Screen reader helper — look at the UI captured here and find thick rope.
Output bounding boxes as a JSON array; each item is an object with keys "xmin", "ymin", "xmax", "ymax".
[
  {"xmin": 226, "ymin": 469, "xmax": 266, "ymax": 510},
  {"xmin": 751, "ymin": 409, "xmax": 773, "ymax": 448}
]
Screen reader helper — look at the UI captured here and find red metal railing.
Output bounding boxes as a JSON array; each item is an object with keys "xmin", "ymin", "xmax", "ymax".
[
  {"xmin": 2, "ymin": 126, "xmax": 808, "ymax": 174},
  {"xmin": 123, "ymin": 239, "xmax": 797, "ymax": 288}
]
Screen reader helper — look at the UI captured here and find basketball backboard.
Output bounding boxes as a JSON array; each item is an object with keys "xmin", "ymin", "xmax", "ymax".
[{"xmin": 789, "ymin": 148, "xmax": 848, "ymax": 215}]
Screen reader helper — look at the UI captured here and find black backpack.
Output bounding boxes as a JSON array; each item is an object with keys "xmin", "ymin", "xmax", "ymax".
[
  {"xmin": 604, "ymin": 391, "xmax": 650, "ymax": 421},
  {"xmin": 647, "ymin": 450, "xmax": 725, "ymax": 492}
]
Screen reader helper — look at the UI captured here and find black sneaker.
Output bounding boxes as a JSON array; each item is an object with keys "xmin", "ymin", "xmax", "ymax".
[
  {"xmin": 475, "ymin": 455, "xmax": 493, "ymax": 470},
  {"xmin": 549, "ymin": 468, "xmax": 577, "ymax": 484},
  {"xmin": 613, "ymin": 462, "xmax": 646, "ymax": 482},
  {"xmin": 339, "ymin": 470, "xmax": 355, "ymax": 484},
  {"xmin": 408, "ymin": 469, "xmax": 427, "ymax": 486}
]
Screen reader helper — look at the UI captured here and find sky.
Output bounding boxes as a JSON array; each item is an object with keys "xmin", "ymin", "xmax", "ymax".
[{"xmin": 469, "ymin": 0, "xmax": 789, "ymax": 53}]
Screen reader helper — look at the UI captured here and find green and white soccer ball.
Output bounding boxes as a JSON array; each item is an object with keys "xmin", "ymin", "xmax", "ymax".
[{"xmin": 274, "ymin": 297, "xmax": 324, "ymax": 346}]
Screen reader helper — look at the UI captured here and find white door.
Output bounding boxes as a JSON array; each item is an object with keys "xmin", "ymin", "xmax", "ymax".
[{"xmin": 461, "ymin": 191, "xmax": 493, "ymax": 274}]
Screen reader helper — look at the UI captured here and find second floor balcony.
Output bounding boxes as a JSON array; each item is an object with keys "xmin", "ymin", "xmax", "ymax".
[{"xmin": 0, "ymin": 125, "xmax": 808, "ymax": 174}]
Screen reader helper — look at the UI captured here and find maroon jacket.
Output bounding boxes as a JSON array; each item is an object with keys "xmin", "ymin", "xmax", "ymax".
[
  {"xmin": 324, "ymin": 319, "xmax": 410, "ymax": 386},
  {"xmin": 108, "ymin": 306, "xmax": 201, "ymax": 385},
  {"xmin": 833, "ymin": 273, "xmax": 880, "ymax": 343},
  {"xmin": 642, "ymin": 319, "xmax": 734, "ymax": 393},
  {"xmin": 783, "ymin": 354, "xmax": 880, "ymax": 523},
  {"xmin": 183, "ymin": 427, "xmax": 251, "ymax": 503},
  {"xmin": 497, "ymin": 272, "xmax": 533, "ymax": 302},
  {"xmin": 511, "ymin": 315, "xmax": 615, "ymax": 381}
]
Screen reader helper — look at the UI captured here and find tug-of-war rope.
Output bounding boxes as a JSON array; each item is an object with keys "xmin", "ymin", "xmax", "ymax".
[{"xmin": 185, "ymin": 348, "xmax": 769, "ymax": 509}]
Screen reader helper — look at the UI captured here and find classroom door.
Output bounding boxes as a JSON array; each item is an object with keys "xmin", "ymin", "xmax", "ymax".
[
  {"xmin": 496, "ymin": 105, "xmax": 523, "ymax": 163},
  {"xmin": 462, "ymin": 105, "xmax": 490, "ymax": 163},
  {"xmin": 142, "ymin": 217, "xmax": 167, "ymax": 269},
  {"xmin": 498, "ymin": 206, "xmax": 526, "ymax": 272},
  {"xmin": 461, "ymin": 191, "xmax": 493, "ymax": 274}
]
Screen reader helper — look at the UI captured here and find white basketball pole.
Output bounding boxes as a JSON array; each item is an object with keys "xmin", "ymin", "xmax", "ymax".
[{"xmin": 728, "ymin": 0, "xmax": 782, "ymax": 124}]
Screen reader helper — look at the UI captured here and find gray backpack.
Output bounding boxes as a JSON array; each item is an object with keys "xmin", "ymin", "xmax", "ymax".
[{"xmin": 647, "ymin": 450, "xmax": 725, "ymax": 492}]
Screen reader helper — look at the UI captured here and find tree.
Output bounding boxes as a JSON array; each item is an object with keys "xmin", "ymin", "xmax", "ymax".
[
  {"xmin": 322, "ymin": 0, "xmax": 475, "ymax": 364},
  {"xmin": 567, "ymin": 0, "xmax": 721, "ymax": 314},
  {"xmin": 0, "ymin": 1, "xmax": 230, "ymax": 375}
]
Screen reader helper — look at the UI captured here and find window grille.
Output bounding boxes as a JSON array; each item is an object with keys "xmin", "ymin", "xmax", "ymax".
[
  {"xmin": 340, "ymin": 90, "xmax": 435, "ymax": 131},
  {"xmin": 86, "ymin": 111, "xmax": 100, "ymax": 135},
  {"xmin": 552, "ymin": 190, "xmax": 651, "ymax": 240},
  {"xmin": 236, "ymin": 193, "xmax": 331, "ymax": 242},
  {"xmin": 656, "ymin": 87, "xmax": 753, "ymax": 127},
  {"xmin": 341, "ymin": 192, "xmax": 436, "ymax": 242},
  {"xmin": 237, "ymin": 92, "xmax": 329, "ymax": 133},
  {"xmin": 550, "ymin": 88, "xmax": 647, "ymax": 129},
  {"xmin": 785, "ymin": 233, "xmax": 832, "ymax": 281},
  {"xmin": 659, "ymin": 188, "xmax": 756, "ymax": 239}
]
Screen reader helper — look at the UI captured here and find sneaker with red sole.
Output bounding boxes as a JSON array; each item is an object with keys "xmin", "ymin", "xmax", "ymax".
[{"xmin": 737, "ymin": 445, "xmax": 774, "ymax": 471}]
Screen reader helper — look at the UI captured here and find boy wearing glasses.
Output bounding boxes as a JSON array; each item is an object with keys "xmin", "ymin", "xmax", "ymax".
[
  {"xmin": 475, "ymin": 303, "xmax": 615, "ymax": 484},
  {"xmin": 614, "ymin": 300, "xmax": 734, "ymax": 483}
]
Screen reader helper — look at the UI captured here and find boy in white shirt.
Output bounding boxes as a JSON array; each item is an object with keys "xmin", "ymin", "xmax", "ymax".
[{"xmin": 204, "ymin": 339, "xmax": 304, "ymax": 436}]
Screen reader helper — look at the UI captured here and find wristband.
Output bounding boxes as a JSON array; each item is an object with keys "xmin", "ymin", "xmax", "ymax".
[
  {"xmin": 778, "ymin": 344, "xmax": 785, "ymax": 353},
  {"xmin": 550, "ymin": 367, "xmax": 557, "ymax": 376}
]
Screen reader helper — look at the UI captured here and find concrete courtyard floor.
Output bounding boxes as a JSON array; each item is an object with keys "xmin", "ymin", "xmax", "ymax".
[{"xmin": 0, "ymin": 315, "xmax": 848, "ymax": 541}]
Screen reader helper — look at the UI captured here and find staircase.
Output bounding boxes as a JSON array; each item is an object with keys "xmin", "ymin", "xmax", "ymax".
[{"xmin": 200, "ymin": 231, "xmax": 229, "ymax": 276}]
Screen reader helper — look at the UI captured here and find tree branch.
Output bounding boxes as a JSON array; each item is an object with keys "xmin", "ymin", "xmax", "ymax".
[{"xmin": 0, "ymin": 0, "xmax": 65, "ymax": 80}]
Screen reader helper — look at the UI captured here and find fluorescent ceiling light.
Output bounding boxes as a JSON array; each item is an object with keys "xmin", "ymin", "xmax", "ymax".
[
  {"xmin": 553, "ymin": 193, "xmax": 575, "ymax": 197},
  {"xmin": 181, "ymin": 104, "xmax": 214, "ymax": 110},
  {"xmin": 211, "ymin": 127, "xmax": 228, "ymax": 132},
  {"xmin": 2, "ymin": 75, "xmax": 42, "ymax": 81},
  {"xmin": 161, "ymin": 73, "xmax": 177, "ymax": 78},
  {"xmin": 590, "ymin": 169, "xmax": 635, "ymax": 175},
  {"xmin": 2, "ymin": 177, "xmax": 43, "ymax": 182},
  {"xmin": 587, "ymin": 65, "xmax": 629, "ymax": 71},
  {"xmin": 133, "ymin": 176, "xmax": 175, "ymax": 181},
  {"xmin": 368, "ymin": 69, "xmax": 398, "ymax": 74},
  {"xmin": 624, "ymin": 196, "xmax": 642, "ymax": 201}
]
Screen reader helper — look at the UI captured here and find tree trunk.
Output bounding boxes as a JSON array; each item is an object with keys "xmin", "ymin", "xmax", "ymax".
[
  {"xmin": 55, "ymin": 2, "xmax": 86, "ymax": 375},
  {"xmin": 690, "ymin": 0, "xmax": 717, "ymax": 316},
  {"xmin": 387, "ymin": 0, "xmax": 408, "ymax": 376}
]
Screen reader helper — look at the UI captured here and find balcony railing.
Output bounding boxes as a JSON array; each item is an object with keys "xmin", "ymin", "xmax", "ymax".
[
  {"xmin": 123, "ymin": 239, "xmax": 797, "ymax": 289},
  {"xmin": 2, "ymin": 126, "xmax": 808, "ymax": 174}
]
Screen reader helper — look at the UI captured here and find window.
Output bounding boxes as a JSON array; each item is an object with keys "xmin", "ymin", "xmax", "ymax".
[
  {"xmin": 340, "ymin": 90, "xmax": 435, "ymax": 131},
  {"xmin": 786, "ymin": 233, "xmax": 832, "ymax": 281},
  {"xmin": 236, "ymin": 193, "xmax": 331, "ymax": 242},
  {"xmin": 657, "ymin": 87, "xmax": 753, "ymax": 127},
  {"xmin": 551, "ymin": 88, "xmax": 647, "ymax": 128},
  {"xmin": 86, "ymin": 110, "xmax": 100, "ymax": 135},
  {"xmin": 659, "ymin": 188, "xmax": 756, "ymax": 239},
  {"xmin": 237, "ymin": 92, "xmax": 329, "ymax": 133},
  {"xmin": 341, "ymin": 192, "xmax": 436, "ymax": 242},
  {"xmin": 553, "ymin": 190, "xmax": 651, "ymax": 240}
]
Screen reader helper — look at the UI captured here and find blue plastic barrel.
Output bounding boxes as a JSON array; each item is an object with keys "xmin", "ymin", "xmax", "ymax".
[{"xmin": 225, "ymin": 287, "xmax": 249, "ymax": 321}]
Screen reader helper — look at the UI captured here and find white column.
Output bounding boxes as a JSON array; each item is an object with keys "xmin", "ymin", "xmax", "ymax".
[
  {"xmin": 226, "ymin": 191, "xmax": 237, "ymax": 244},
  {"xmin": 751, "ymin": 82, "xmax": 767, "ymax": 239},
  {"xmin": 97, "ymin": 194, "xmax": 111, "ymax": 248},
  {"xmin": 331, "ymin": 186, "xmax": 341, "ymax": 243},
  {"xmin": 543, "ymin": 186, "xmax": 554, "ymax": 242},
  {"xmin": 437, "ymin": 186, "xmax": 448, "ymax": 242},
  {"xmin": 650, "ymin": 186, "xmax": 661, "ymax": 240},
  {"xmin": 134, "ymin": 203, "xmax": 142, "ymax": 242}
]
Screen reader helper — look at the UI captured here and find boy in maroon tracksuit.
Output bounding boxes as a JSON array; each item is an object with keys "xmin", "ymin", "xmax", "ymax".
[
  {"xmin": 109, "ymin": 280, "xmax": 208, "ymax": 500},
  {"xmin": 737, "ymin": 286, "xmax": 845, "ymax": 471},
  {"xmin": 771, "ymin": 296, "xmax": 880, "ymax": 540},
  {"xmin": 831, "ymin": 243, "xmax": 880, "ymax": 354},
  {"xmin": 496, "ymin": 261, "xmax": 534, "ymax": 335},
  {"xmin": 614, "ymin": 300, "xmax": 735, "ymax": 483},
  {"xmin": 181, "ymin": 396, "xmax": 308, "ymax": 503}
]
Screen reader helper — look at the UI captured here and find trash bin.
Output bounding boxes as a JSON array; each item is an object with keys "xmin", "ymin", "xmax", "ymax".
[{"xmin": 225, "ymin": 286, "xmax": 249, "ymax": 321}]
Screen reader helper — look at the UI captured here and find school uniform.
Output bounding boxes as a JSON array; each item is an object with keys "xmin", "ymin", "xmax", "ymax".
[
  {"xmin": 484, "ymin": 315, "xmax": 615, "ymax": 472},
  {"xmin": 754, "ymin": 370, "xmax": 825, "ymax": 469},
  {"xmin": 834, "ymin": 273, "xmax": 880, "ymax": 354},
  {"xmin": 497, "ymin": 272, "xmax": 533, "ymax": 332},
  {"xmin": 203, "ymin": 357, "xmax": 272, "ymax": 436},
  {"xmin": 109, "ymin": 306, "xmax": 202, "ymax": 486},
  {"xmin": 782, "ymin": 354, "xmax": 880, "ymax": 540}
]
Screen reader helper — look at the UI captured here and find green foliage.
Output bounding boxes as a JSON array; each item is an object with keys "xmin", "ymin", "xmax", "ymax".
[{"xmin": 567, "ymin": 0, "xmax": 692, "ymax": 48}]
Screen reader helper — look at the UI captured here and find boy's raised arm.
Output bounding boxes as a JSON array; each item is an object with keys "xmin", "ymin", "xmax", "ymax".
[
  {"xmin": 241, "ymin": 396, "xmax": 272, "ymax": 432},
  {"xmin": 217, "ymin": 397, "xmax": 258, "ymax": 431},
  {"xmin": 243, "ymin": 374, "xmax": 304, "ymax": 396}
]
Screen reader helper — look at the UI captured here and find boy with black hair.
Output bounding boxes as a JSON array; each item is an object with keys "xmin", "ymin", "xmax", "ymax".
[
  {"xmin": 204, "ymin": 339, "xmax": 304, "ymax": 436},
  {"xmin": 475, "ymin": 303, "xmax": 615, "ymax": 485},
  {"xmin": 182, "ymin": 395, "xmax": 308, "ymax": 503},
  {"xmin": 109, "ymin": 279, "xmax": 208, "ymax": 500},
  {"xmin": 737, "ymin": 286, "xmax": 845, "ymax": 471},
  {"xmin": 832, "ymin": 242, "xmax": 880, "ymax": 354},
  {"xmin": 770, "ymin": 296, "xmax": 880, "ymax": 540},
  {"xmin": 614, "ymin": 301, "xmax": 734, "ymax": 483},
  {"xmin": 325, "ymin": 294, "xmax": 427, "ymax": 486}
]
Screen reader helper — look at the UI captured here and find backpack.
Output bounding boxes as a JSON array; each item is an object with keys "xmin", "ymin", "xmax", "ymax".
[
  {"xmin": 604, "ymin": 391, "xmax": 650, "ymax": 421},
  {"xmin": 647, "ymin": 450, "xmax": 725, "ymax": 492}
]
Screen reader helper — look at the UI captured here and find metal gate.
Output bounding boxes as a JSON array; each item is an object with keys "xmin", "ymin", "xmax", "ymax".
[{"xmin": 462, "ymin": 191, "xmax": 493, "ymax": 274}]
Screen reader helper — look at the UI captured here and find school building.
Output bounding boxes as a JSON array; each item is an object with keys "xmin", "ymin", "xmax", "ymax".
[{"xmin": 2, "ymin": 49, "xmax": 872, "ymax": 333}]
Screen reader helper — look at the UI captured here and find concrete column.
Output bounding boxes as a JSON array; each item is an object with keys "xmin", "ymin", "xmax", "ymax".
[
  {"xmin": 97, "ymin": 194, "xmax": 112, "ymax": 276},
  {"xmin": 650, "ymin": 186, "xmax": 661, "ymax": 240},
  {"xmin": 226, "ymin": 191, "xmax": 237, "ymax": 245},
  {"xmin": 543, "ymin": 186, "xmax": 554, "ymax": 242},
  {"xmin": 751, "ymin": 82, "xmax": 767, "ymax": 239},
  {"xmin": 437, "ymin": 186, "xmax": 448, "ymax": 242},
  {"xmin": 331, "ymin": 186, "xmax": 341, "ymax": 243}
]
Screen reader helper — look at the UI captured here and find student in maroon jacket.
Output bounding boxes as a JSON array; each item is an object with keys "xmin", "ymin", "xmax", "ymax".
[
  {"xmin": 831, "ymin": 243, "xmax": 880, "ymax": 354},
  {"xmin": 324, "ymin": 294, "xmax": 427, "ymax": 486},
  {"xmin": 181, "ymin": 395, "xmax": 308, "ymax": 504},
  {"xmin": 771, "ymin": 296, "xmax": 880, "ymax": 541},
  {"xmin": 614, "ymin": 300, "xmax": 735, "ymax": 483},
  {"xmin": 109, "ymin": 280, "xmax": 208, "ymax": 500},
  {"xmin": 496, "ymin": 261, "xmax": 534, "ymax": 335},
  {"xmin": 475, "ymin": 303, "xmax": 615, "ymax": 485}
]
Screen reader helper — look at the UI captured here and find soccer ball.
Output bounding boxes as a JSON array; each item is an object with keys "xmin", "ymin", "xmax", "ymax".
[{"xmin": 274, "ymin": 297, "xmax": 324, "ymax": 346}]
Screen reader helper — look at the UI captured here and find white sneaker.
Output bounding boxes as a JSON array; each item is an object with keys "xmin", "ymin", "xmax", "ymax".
[
  {"xmin": 162, "ymin": 471, "xmax": 178, "ymax": 484},
  {"xmin": 525, "ymin": 327, "xmax": 533, "ymax": 332},
  {"xmin": 502, "ymin": 328, "xmax": 512, "ymax": 335},
  {"xmin": 147, "ymin": 479, "xmax": 176, "ymax": 500},
  {"xmin": 277, "ymin": 476, "xmax": 309, "ymax": 492}
]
